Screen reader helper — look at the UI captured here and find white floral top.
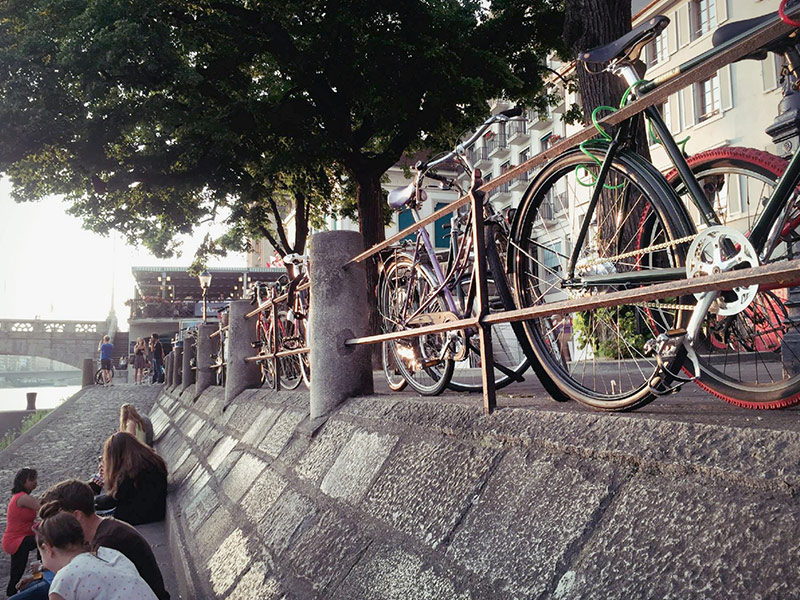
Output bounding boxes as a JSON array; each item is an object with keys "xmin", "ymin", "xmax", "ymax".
[{"xmin": 50, "ymin": 547, "xmax": 157, "ymax": 600}]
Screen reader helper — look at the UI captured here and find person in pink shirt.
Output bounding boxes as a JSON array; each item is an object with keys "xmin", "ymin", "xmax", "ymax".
[{"xmin": 2, "ymin": 468, "xmax": 40, "ymax": 596}]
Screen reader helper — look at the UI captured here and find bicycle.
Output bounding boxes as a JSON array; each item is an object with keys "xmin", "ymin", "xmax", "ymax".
[
  {"xmin": 250, "ymin": 277, "xmax": 304, "ymax": 390},
  {"xmin": 210, "ymin": 305, "xmax": 230, "ymax": 386},
  {"xmin": 283, "ymin": 253, "xmax": 311, "ymax": 388},
  {"xmin": 94, "ymin": 366, "xmax": 114, "ymax": 385},
  {"xmin": 506, "ymin": 4, "xmax": 800, "ymax": 410},
  {"xmin": 378, "ymin": 108, "xmax": 533, "ymax": 395}
]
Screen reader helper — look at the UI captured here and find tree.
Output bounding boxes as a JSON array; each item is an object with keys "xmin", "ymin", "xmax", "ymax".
[{"xmin": 0, "ymin": 0, "xmax": 565, "ymax": 336}]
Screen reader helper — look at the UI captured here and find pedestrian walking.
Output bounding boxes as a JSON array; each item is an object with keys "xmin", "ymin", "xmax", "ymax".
[
  {"xmin": 148, "ymin": 334, "xmax": 164, "ymax": 384},
  {"xmin": 98, "ymin": 336, "xmax": 114, "ymax": 387}
]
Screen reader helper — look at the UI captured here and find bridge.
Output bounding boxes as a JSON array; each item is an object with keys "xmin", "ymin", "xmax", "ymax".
[{"xmin": 0, "ymin": 319, "xmax": 112, "ymax": 369}]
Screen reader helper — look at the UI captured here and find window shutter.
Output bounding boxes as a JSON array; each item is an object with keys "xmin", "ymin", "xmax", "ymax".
[
  {"xmin": 669, "ymin": 93, "xmax": 682, "ymax": 134},
  {"xmin": 676, "ymin": 5, "xmax": 690, "ymax": 48},
  {"xmin": 720, "ymin": 65, "xmax": 733, "ymax": 111},
  {"xmin": 682, "ymin": 86, "xmax": 696, "ymax": 127},
  {"xmin": 762, "ymin": 57, "xmax": 778, "ymax": 91},
  {"xmin": 716, "ymin": 0, "xmax": 728, "ymax": 24},
  {"xmin": 670, "ymin": 11, "xmax": 679, "ymax": 53}
]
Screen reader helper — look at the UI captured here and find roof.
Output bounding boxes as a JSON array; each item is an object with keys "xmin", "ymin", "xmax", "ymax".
[{"xmin": 132, "ymin": 266, "xmax": 286, "ymax": 301}]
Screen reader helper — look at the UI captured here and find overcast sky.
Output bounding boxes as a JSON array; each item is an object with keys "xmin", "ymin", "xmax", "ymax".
[{"xmin": 0, "ymin": 179, "xmax": 244, "ymax": 330}]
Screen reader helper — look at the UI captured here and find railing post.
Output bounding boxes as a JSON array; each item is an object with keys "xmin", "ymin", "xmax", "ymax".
[
  {"xmin": 194, "ymin": 324, "xmax": 217, "ymax": 399},
  {"xmin": 181, "ymin": 338, "xmax": 194, "ymax": 392},
  {"xmin": 172, "ymin": 346, "xmax": 183, "ymax": 390},
  {"xmin": 164, "ymin": 352, "xmax": 173, "ymax": 389},
  {"xmin": 82, "ymin": 358, "xmax": 95, "ymax": 387},
  {"xmin": 309, "ymin": 231, "xmax": 373, "ymax": 420},
  {"xmin": 224, "ymin": 300, "xmax": 261, "ymax": 410}
]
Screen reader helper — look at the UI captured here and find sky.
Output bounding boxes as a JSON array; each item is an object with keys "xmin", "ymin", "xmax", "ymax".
[{"xmin": 0, "ymin": 178, "xmax": 245, "ymax": 331}]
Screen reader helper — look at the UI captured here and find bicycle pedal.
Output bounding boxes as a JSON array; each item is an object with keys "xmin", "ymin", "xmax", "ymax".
[{"xmin": 251, "ymin": 341, "xmax": 265, "ymax": 349}]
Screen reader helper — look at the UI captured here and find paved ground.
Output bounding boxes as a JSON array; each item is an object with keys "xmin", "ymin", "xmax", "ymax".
[{"xmin": 0, "ymin": 383, "xmax": 177, "ymax": 599}]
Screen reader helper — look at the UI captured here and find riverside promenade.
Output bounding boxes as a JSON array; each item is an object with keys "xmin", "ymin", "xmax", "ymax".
[{"xmin": 0, "ymin": 384, "xmax": 178, "ymax": 598}]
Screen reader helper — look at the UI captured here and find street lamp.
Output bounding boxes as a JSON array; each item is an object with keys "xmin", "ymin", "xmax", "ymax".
[{"xmin": 198, "ymin": 271, "xmax": 212, "ymax": 323}]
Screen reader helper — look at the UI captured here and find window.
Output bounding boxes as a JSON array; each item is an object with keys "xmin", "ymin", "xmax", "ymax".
[
  {"xmin": 541, "ymin": 240, "xmax": 563, "ymax": 284},
  {"xmin": 434, "ymin": 202, "xmax": 450, "ymax": 248},
  {"xmin": 645, "ymin": 31, "xmax": 668, "ymax": 67},
  {"xmin": 541, "ymin": 133, "xmax": 553, "ymax": 152},
  {"xmin": 690, "ymin": 0, "xmax": 716, "ymax": 42},
  {"xmin": 518, "ymin": 148, "xmax": 530, "ymax": 182},
  {"xmin": 695, "ymin": 73, "xmax": 721, "ymax": 122}
]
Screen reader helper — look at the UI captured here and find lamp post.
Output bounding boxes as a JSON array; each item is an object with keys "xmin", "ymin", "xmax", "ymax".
[{"xmin": 198, "ymin": 271, "xmax": 212, "ymax": 323}]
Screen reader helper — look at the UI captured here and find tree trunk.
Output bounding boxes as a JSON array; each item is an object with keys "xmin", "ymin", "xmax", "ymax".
[
  {"xmin": 354, "ymin": 170, "xmax": 386, "ymax": 367},
  {"xmin": 564, "ymin": 0, "xmax": 650, "ymax": 259}
]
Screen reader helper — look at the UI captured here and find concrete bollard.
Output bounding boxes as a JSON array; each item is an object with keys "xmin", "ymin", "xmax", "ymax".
[
  {"xmin": 181, "ymin": 339, "xmax": 194, "ymax": 392},
  {"xmin": 194, "ymin": 324, "xmax": 217, "ymax": 400},
  {"xmin": 309, "ymin": 230, "xmax": 373, "ymax": 420},
  {"xmin": 173, "ymin": 347, "xmax": 183, "ymax": 390},
  {"xmin": 224, "ymin": 300, "xmax": 261, "ymax": 410},
  {"xmin": 82, "ymin": 358, "xmax": 95, "ymax": 387},
  {"xmin": 26, "ymin": 392, "xmax": 36, "ymax": 411},
  {"xmin": 165, "ymin": 353, "xmax": 173, "ymax": 390}
]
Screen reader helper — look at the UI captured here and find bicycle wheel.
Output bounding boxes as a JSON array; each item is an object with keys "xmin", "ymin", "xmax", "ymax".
[
  {"xmin": 510, "ymin": 144, "xmax": 693, "ymax": 411},
  {"xmin": 379, "ymin": 255, "xmax": 454, "ymax": 395},
  {"xmin": 95, "ymin": 369, "xmax": 104, "ymax": 385},
  {"xmin": 277, "ymin": 311, "xmax": 303, "ymax": 391},
  {"xmin": 668, "ymin": 147, "xmax": 800, "ymax": 408},
  {"xmin": 256, "ymin": 318, "xmax": 275, "ymax": 389},
  {"xmin": 446, "ymin": 222, "xmax": 532, "ymax": 392}
]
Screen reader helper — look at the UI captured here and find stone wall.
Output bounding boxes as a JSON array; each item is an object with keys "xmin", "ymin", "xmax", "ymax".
[{"xmin": 154, "ymin": 385, "xmax": 800, "ymax": 599}]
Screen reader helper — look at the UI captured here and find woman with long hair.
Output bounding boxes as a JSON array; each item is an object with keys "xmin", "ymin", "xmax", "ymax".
[
  {"xmin": 118, "ymin": 404, "xmax": 153, "ymax": 447},
  {"xmin": 100, "ymin": 433, "xmax": 167, "ymax": 526},
  {"xmin": 2, "ymin": 467, "xmax": 40, "ymax": 596},
  {"xmin": 133, "ymin": 338, "xmax": 148, "ymax": 385},
  {"xmin": 35, "ymin": 502, "xmax": 157, "ymax": 599}
]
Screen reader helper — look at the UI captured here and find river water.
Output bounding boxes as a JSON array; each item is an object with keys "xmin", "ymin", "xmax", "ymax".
[{"xmin": 0, "ymin": 385, "xmax": 80, "ymax": 412}]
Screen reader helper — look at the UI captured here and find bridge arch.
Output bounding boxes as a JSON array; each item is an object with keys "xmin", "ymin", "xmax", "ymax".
[{"xmin": 0, "ymin": 319, "xmax": 110, "ymax": 369}]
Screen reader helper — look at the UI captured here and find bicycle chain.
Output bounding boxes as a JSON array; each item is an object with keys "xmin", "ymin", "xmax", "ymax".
[{"xmin": 576, "ymin": 232, "xmax": 698, "ymax": 272}]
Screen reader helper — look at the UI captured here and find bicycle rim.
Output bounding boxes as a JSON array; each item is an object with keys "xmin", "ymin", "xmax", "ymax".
[
  {"xmin": 379, "ymin": 256, "xmax": 454, "ymax": 396},
  {"xmin": 278, "ymin": 312, "xmax": 303, "ymax": 391},
  {"xmin": 669, "ymin": 148, "xmax": 800, "ymax": 408},
  {"xmin": 511, "ymin": 146, "xmax": 691, "ymax": 411},
  {"xmin": 256, "ymin": 319, "xmax": 275, "ymax": 389}
]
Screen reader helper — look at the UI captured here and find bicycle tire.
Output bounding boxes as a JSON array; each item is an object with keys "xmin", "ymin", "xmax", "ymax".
[
  {"xmin": 446, "ymin": 222, "xmax": 532, "ymax": 392},
  {"xmin": 379, "ymin": 255, "xmax": 454, "ymax": 395},
  {"xmin": 256, "ymin": 318, "xmax": 275, "ymax": 389},
  {"xmin": 509, "ymin": 143, "xmax": 693, "ymax": 411},
  {"xmin": 667, "ymin": 146, "xmax": 800, "ymax": 409},
  {"xmin": 277, "ymin": 310, "xmax": 303, "ymax": 391}
]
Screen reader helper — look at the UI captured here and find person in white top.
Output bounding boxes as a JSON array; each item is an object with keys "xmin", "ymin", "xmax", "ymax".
[{"xmin": 35, "ymin": 502, "xmax": 157, "ymax": 600}]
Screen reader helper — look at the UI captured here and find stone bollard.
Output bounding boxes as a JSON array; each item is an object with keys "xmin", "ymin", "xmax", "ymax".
[
  {"xmin": 26, "ymin": 392, "xmax": 37, "ymax": 411},
  {"xmin": 194, "ymin": 324, "xmax": 217, "ymax": 400},
  {"xmin": 309, "ymin": 231, "xmax": 373, "ymax": 420},
  {"xmin": 224, "ymin": 300, "xmax": 261, "ymax": 410},
  {"xmin": 172, "ymin": 347, "xmax": 183, "ymax": 390},
  {"xmin": 181, "ymin": 339, "xmax": 194, "ymax": 392},
  {"xmin": 82, "ymin": 358, "xmax": 95, "ymax": 387},
  {"xmin": 164, "ymin": 353, "xmax": 173, "ymax": 390}
]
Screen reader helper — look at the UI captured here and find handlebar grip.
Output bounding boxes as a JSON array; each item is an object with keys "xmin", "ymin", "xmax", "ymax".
[{"xmin": 499, "ymin": 106, "xmax": 523, "ymax": 118}]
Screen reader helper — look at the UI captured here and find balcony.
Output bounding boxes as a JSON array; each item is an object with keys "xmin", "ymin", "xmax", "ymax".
[
  {"xmin": 530, "ymin": 110, "xmax": 553, "ymax": 131},
  {"xmin": 490, "ymin": 181, "xmax": 511, "ymax": 204},
  {"xmin": 509, "ymin": 171, "xmax": 530, "ymax": 193},
  {"xmin": 508, "ymin": 121, "xmax": 529, "ymax": 144},
  {"xmin": 487, "ymin": 134, "xmax": 510, "ymax": 159},
  {"xmin": 128, "ymin": 298, "xmax": 199, "ymax": 321},
  {"xmin": 468, "ymin": 146, "xmax": 492, "ymax": 171}
]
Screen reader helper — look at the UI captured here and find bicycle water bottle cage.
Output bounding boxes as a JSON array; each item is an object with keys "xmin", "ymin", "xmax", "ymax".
[
  {"xmin": 579, "ymin": 15, "xmax": 669, "ymax": 71},
  {"xmin": 388, "ymin": 184, "xmax": 426, "ymax": 210},
  {"xmin": 712, "ymin": 10, "xmax": 799, "ymax": 61}
]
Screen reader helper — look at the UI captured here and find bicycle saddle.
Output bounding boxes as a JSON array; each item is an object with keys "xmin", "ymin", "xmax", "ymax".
[
  {"xmin": 712, "ymin": 9, "xmax": 797, "ymax": 61},
  {"xmin": 580, "ymin": 15, "xmax": 669, "ymax": 69},
  {"xmin": 388, "ymin": 184, "xmax": 426, "ymax": 210}
]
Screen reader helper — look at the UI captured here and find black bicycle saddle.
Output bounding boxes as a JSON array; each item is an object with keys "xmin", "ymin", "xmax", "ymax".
[{"xmin": 579, "ymin": 15, "xmax": 669, "ymax": 69}]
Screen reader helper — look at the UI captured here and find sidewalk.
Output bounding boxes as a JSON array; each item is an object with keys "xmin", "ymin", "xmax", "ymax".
[{"xmin": 0, "ymin": 384, "xmax": 178, "ymax": 598}]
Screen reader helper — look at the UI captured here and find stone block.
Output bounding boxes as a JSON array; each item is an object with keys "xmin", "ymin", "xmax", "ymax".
[
  {"xmin": 184, "ymin": 483, "xmax": 219, "ymax": 535},
  {"xmin": 207, "ymin": 528, "xmax": 253, "ymax": 596},
  {"xmin": 207, "ymin": 435, "xmax": 238, "ymax": 471},
  {"xmin": 215, "ymin": 449, "xmax": 244, "ymax": 483},
  {"xmin": 257, "ymin": 488, "xmax": 316, "ymax": 556},
  {"xmin": 222, "ymin": 453, "xmax": 268, "ymax": 504},
  {"xmin": 557, "ymin": 474, "xmax": 800, "ymax": 600},
  {"xmin": 241, "ymin": 469, "xmax": 288, "ymax": 526},
  {"xmin": 294, "ymin": 420, "xmax": 356, "ymax": 484},
  {"xmin": 365, "ymin": 439, "xmax": 498, "ymax": 548},
  {"xmin": 337, "ymin": 546, "xmax": 472, "ymax": 600},
  {"xmin": 447, "ymin": 448, "xmax": 625, "ymax": 599},
  {"xmin": 259, "ymin": 409, "xmax": 306, "ymax": 459},
  {"xmin": 321, "ymin": 430, "xmax": 397, "ymax": 504},
  {"xmin": 227, "ymin": 561, "xmax": 283, "ymax": 600},
  {"xmin": 287, "ymin": 510, "xmax": 372, "ymax": 592},
  {"xmin": 195, "ymin": 505, "xmax": 234, "ymax": 562},
  {"xmin": 241, "ymin": 406, "xmax": 284, "ymax": 447}
]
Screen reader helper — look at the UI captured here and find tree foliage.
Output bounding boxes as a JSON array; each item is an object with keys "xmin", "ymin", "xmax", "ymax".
[{"xmin": 0, "ymin": 0, "xmax": 565, "ymax": 262}]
